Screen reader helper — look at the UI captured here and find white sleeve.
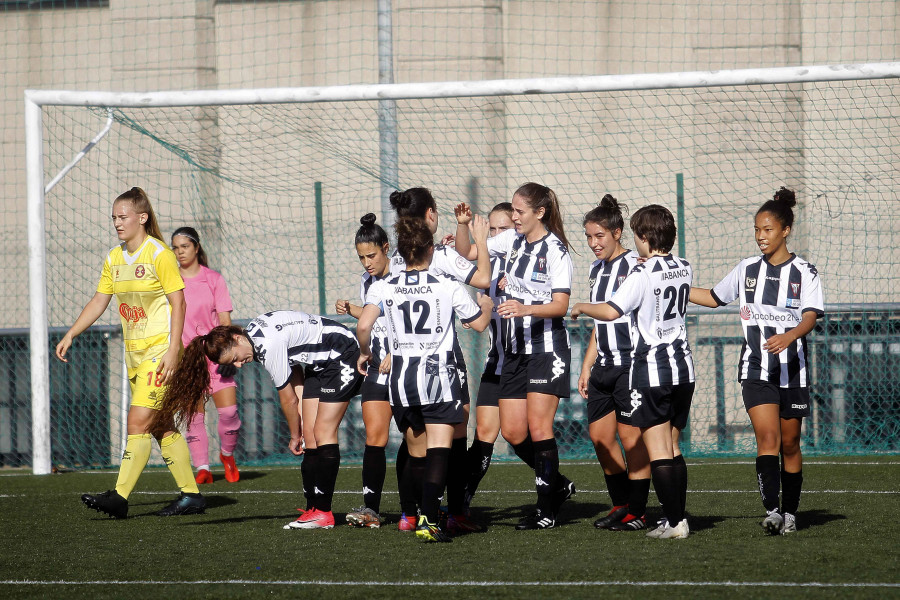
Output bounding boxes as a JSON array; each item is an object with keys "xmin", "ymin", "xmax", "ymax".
[
  {"xmin": 711, "ymin": 262, "xmax": 743, "ymax": 306},
  {"xmin": 260, "ymin": 342, "xmax": 290, "ymax": 390},
  {"xmin": 450, "ymin": 281, "xmax": 482, "ymax": 324},
  {"xmin": 548, "ymin": 241, "xmax": 573, "ymax": 295},
  {"xmin": 365, "ymin": 279, "xmax": 387, "ymax": 314},
  {"xmin": 801, "ymin": 263, "xmax": 825, "ymax": 316},
  {"xmin": 434, "ymin": 245, "xmax": 478, "ymax": 284},
  {"xmin": 606, "ymin": 267, "xmax": 645, "ymax": 317},
  {"xmin": 358, "ymin": 275, "xmax": 368, "ymax": 305},
  {"xmin": 486, "ymin": 228, "xmax": 514, "ymax": 258}
]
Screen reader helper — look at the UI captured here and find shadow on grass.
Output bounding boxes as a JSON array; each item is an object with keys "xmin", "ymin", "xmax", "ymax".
[
  {"xmin": 217, "ymin": 470, "xmax": 266, "ymax": 482},
  {"xmin": 800, "ymin": 508, "xmax": 846, "ymax": 528}
]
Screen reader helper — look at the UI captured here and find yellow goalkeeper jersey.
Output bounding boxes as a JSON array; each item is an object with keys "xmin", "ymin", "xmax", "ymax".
[{"xmin": 97, "ymin": 236, "xmax": 185, "ymax": 377}]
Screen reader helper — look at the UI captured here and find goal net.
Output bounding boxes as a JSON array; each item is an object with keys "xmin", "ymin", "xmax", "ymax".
[{"xmin": 25, "ymin": 63, "xmax": 900, "ymax": 472}]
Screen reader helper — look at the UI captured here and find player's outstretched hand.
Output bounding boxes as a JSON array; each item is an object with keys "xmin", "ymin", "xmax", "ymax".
[{"xmin": 454, "ymin": 202, "xmax": 472, "ymax": 225}]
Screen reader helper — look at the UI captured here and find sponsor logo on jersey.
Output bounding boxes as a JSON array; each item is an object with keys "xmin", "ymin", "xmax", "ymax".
[
  {"xmin": 531, "ymin": 272, "xmax": 549, "ymax": 282},
  {"xmin": 741, "ymin": 309, "xmax": 799, "ymax": 323},
  {"xmin": 321, "ymin": 388, "xmax": 336, "ymax": 393},
  {"xmin": 660, "ymin": 268, "xmax": 689, "ymax": 281},
  {"xmin": 654, "ymin": 288, "xmax": 661, "ymax": 296},
  {"xmin": 745, "ymin": 277, "xmax": 757, "ymax": 290},
  {"xmin": 786, "ymin": 299, "xmax": 801, "ymax": 308},
  {"xmin": 791, "ymin": 403, "xmax": 808, "ymax": 410},
  {"xmin": 766, "ymin": 276, "xmax": 780, "ymax": 282},
  {"xmin": 134, "ymin": 265, "xmax": 145, "ymax": 278},
  {"xmin": 119, "ymin": 303, "xmax": 147, "ymax": 322},
  {"xmin": 395, "ymin": 285, "xmax": 433, "ymax": 294},
  {"xmin": 385, "ymin": 299, "xmax": 394, "ymax": 307},
  {"xmin": 530, "ymin": 378, "xmax": 549, "ymax": 384}
]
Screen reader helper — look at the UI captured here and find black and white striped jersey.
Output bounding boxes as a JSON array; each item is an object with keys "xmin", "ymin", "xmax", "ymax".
[
  {"xmin": 360, "ymin": 272, "xmax": 389, "ymax": 364},
  {"xmin": 607, "ymin": 254, "xmax": 695, "ymax": 388},
  {"xmin": 245, "ymin": 310, "xmax": 359, "ymax": 390},
  {"xmin": 588, "ymin": 250, "xmax": 640, "ymax": 367},
  {"xmin": 711, "ymin": 254, "xmax": 824, "ymax": 388},
  {"xmin": 482, "ymin": 256, "xmax": 508, "ymax": 377},
  {"xmin": 485, "ymin": 228, "xmax": 572, "ymax": 355},
  {"xmin": 366, "ymin": 269, "xmax": 483, "ymax": 407},
  {"xmin": 390, "ymin": 244, "xmax": 476, "ymax": 283}
]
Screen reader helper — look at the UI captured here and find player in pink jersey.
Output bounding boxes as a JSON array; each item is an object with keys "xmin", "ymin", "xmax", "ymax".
[{"xmin": 171, "ymin": 226, "xmax": 242, "ymax": 484}]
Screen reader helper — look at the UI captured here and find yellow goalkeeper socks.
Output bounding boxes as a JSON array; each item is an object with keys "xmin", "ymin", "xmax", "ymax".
[
  {"xmin": 160, "ymin": 432, "xmax": 201, "ymax": 494},
  {"xmin": 114, "ymin": 433, "xmax": 152, "ymax": 499}
]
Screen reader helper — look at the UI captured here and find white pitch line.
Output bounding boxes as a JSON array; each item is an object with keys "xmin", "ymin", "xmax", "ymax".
[
  {"xmin": 0, "ymin": 579, "xmax": 897, "ymax": 588},
  {"xmin": 0, "ymin": 488, "xmax": 896, "ymax": 499}
]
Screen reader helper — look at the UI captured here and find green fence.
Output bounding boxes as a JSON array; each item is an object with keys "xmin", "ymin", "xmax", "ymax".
[{"xmin": 2, "ymin": 308, "xmax": 899, "ymax": 469}]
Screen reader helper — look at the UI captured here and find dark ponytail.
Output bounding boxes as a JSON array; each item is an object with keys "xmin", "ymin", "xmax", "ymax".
[
  {"xmin": 583, "ymin": 193, "xmax": 627, "ymax": 233},
  {"xmin": 514, "ymin": 182, "xmax": 570, "ymax": 250},
  {"xmin": 757, "ymin": 186, "xmax": 797, "ymax": 229},
  {"xmin": 355, "ymin": 213, "xmax": 389, "ymax": 247},
  {"xmin": 151, "ymin": 325, "xmax": 244, "ymax": 435},
  {"xmin": 395, "ymin": 217, "xmax": 434, "ymax": 265},
  {"xmin": 389, "ymin": 187, "xmax": 437, "ymax": 220}
]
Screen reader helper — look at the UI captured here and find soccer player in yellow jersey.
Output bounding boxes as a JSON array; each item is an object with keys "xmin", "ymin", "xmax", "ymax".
[{"xmin": 55, "ymin": 187, "xmax": 205, "ymax": 518}]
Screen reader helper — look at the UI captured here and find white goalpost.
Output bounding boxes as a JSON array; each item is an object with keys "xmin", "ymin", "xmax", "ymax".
[{"xmin": 25, "ymin": 61, "xmax": 900, "ymax": 474}]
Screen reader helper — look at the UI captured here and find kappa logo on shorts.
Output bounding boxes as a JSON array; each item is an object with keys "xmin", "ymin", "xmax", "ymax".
[
  {"xmin": 551, "ymin": 353, "xmax": 565, "ymax": 382},
  {"xmin": 791, "ymin": 403, "xmax": 808, "ymax": 410},
  {"xmin": 622, "ymin": 389, "xmax": 643, "ymax": 417},
  {"xmin": 340, "ymin": 362, "xmax": 356, "ymax": 389}
]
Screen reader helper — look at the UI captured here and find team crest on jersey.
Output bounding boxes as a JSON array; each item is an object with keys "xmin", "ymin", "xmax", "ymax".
[
  {"xmin": 455, "ymin": 255, "xmax": 471, "ymax": 270},
  {"xmin": 588, "ymin": 277, "xmax": 596, "ymax": 288},
  {"xmin": 135, "ymin": 265, "xmax": 145, "ymax": 278},
  {"xmin": 617, "ymin": 275, "xmax": 627, "ymax": 287},
  {"xmin": 790, "ymin": 282, "xmax": 800, "ymax": 295},
  {"xmin": 745, "ymin": 277, "xmax": 757, "ymax": 291}
]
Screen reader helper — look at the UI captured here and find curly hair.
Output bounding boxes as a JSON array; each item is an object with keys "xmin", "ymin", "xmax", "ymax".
[{"xmin": 150, "ymin": 325, "xmax": 244, "ymax": 436}]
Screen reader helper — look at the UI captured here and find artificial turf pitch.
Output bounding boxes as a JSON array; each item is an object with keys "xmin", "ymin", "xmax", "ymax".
[{"xmin": 0, "ymin": 458, "xmax": 897, "ymax": 599}]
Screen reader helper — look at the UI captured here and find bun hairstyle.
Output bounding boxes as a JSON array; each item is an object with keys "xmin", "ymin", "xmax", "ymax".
[
  {"xmin": 171, "ymin": 226, "xmax": 209, "ymax": 267},
  {"xmin": 513, "ymin": 182, "xmax": 570, "ymax": 250},
  {"xmin": 115, "ymin": 186, "xmax": 163, "ymax": 241},
  {"xmin": 394, "ymin": 217, "xmax": 433, "ymax": 266},
  {"xmin": 757, "ymin": 186, "xmax": 797, "ymax": 229},
  {"xmin": 355, "ymin": 212, "xmax": 390, "ymax": 248},
  {"xmin": 583, "ymin": 193, "xmax": 628, "ymax": 233},
  {"xmin": 389, "ymin": 187, "xmax": 437, "ymax": 220}
]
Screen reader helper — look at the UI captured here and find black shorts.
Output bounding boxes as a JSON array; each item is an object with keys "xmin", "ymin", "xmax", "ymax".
[
  {"xmin": 301, "ymin": 350, "xmax": 363, "ymax": 403},
  {"xmin": 629, "ymin": 382, "xmax": 695, "ymax": 429},
  {"xmin": 391, "ymin": 401, "xmax": 465, "ymax": 433},
  {"xmin": 500, "ymin": 349, "xmax": 571, "ymax": 399},
  {"xmin": 741, "ymin": 379, "xmax": 811, "ymax": 419},
  {"xmin": 476, "ymin": 374, "xmax": 501, "ymax": 408},
  {"xmin": 586, "ymin": 363, "xmax": 634, "ymax": 425},
  {"xmin": 361, "ymin": 366, "xmax": 389, "ymax": 403}
]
